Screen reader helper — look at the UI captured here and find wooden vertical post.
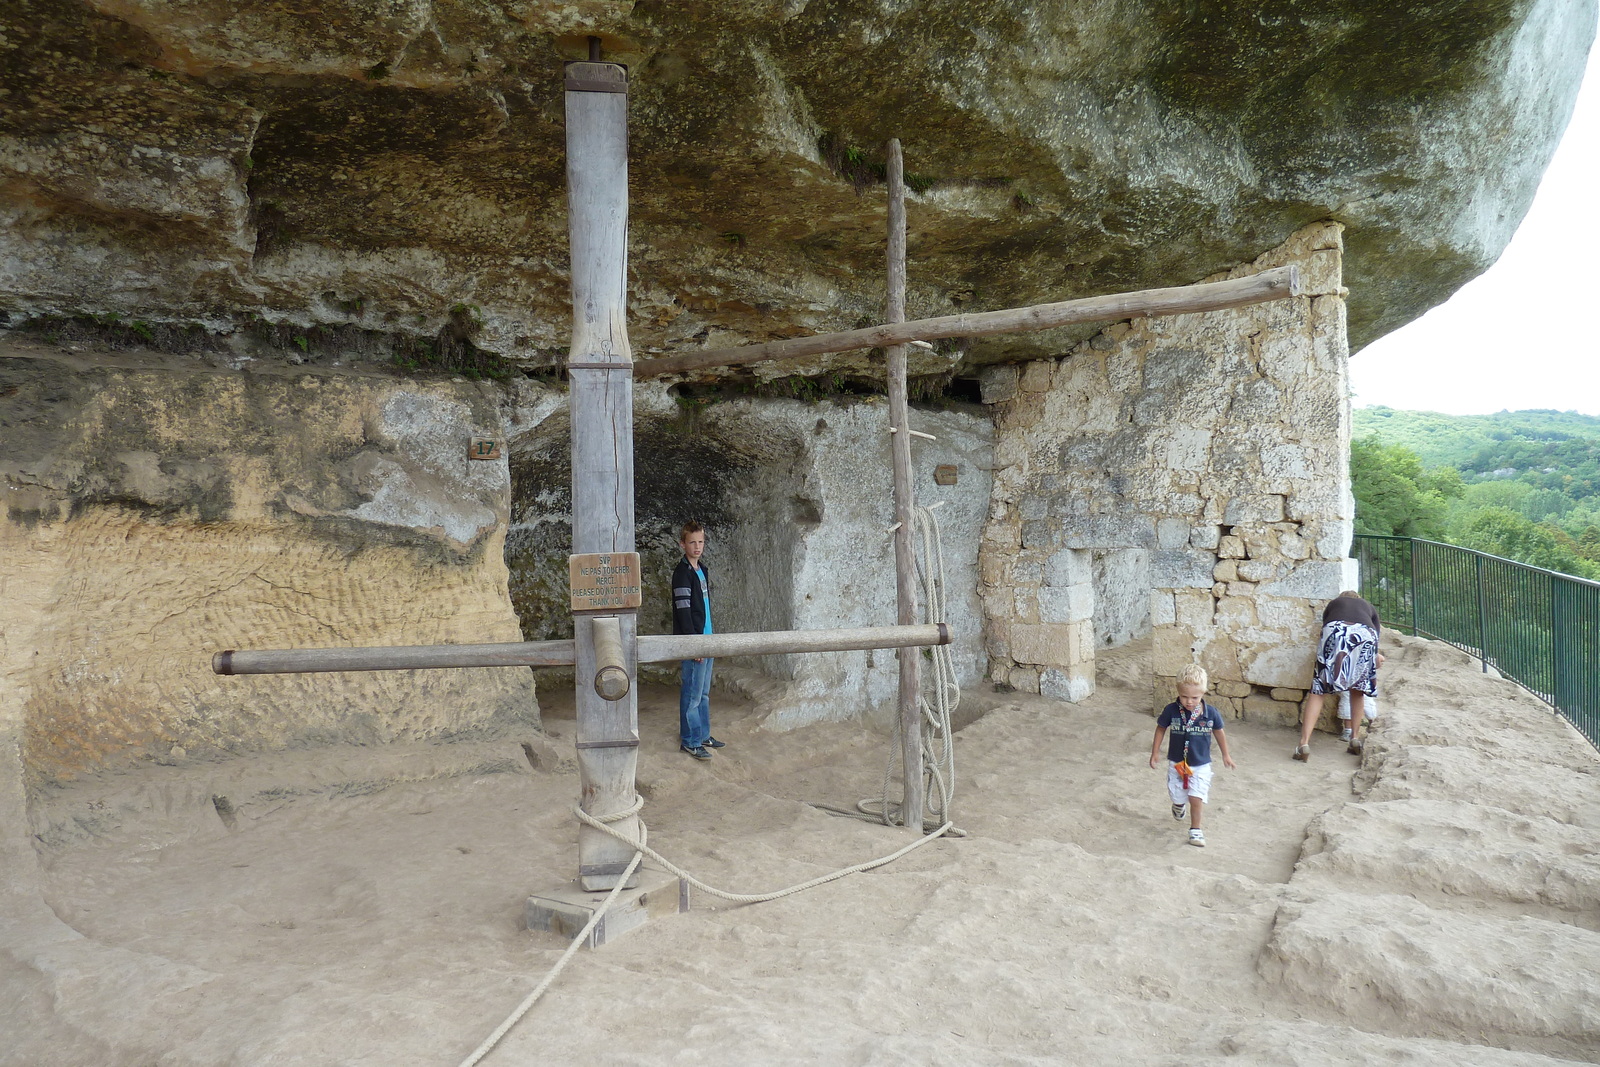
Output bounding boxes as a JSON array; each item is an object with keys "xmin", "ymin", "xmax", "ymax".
[
  {"xmin": 885, "ymin": 139, "xmax": 923, "ymax": 829},
  {"xmin": 565, "ymin": 47, "xmax": 641, "ymax": 890}
]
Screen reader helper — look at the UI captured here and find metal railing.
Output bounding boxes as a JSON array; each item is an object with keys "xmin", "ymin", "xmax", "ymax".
[{"xmin": 1353, "ymin": 535, "xmax": 1600, "ymax": 751}]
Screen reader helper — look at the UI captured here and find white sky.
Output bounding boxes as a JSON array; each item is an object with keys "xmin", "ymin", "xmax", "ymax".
[{"xmin": 1350, "ymin": 41, "xmax": 1599, "ymax": 417}]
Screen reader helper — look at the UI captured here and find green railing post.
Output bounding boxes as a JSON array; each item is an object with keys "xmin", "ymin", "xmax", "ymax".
[
  {"xmin": 1409, "ymin": 538, "xmax": 1419, "ymax": 637},
  {"xmin": 1475, "ymin": 553, "xmax": 1487, "ymax": 673}
]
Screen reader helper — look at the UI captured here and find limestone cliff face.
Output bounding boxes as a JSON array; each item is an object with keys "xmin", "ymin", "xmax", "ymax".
[
  {"xmin": 0, "ymin": 0, "xmax": 1593, "ymax": 369},
  {"xmin": 0, "ymin": 343, "xmax": 540, "ymax": 786}
]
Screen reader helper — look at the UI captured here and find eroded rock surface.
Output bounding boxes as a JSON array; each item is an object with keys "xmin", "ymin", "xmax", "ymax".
[
  {"xmin": 2, "ymin": 0, "xmax": 1594, "ymax": 367},
  {"xmin": 0, "ymin": 340, "xmax": 539, "ymax": 788}
]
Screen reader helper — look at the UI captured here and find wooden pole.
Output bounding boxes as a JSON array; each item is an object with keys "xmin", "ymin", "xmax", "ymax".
[
  {"xmin": 213, "ymin": 640, "xmax": 577, "ymax": 675},
  {"xmin": 630, "ymin": 265, "xmax": 1300, "ymax": 378},
  {"xmin": 640, "ymin": 623, "xmax": 949, "ymax": 663},
  {"xmin": 565, "ymin": 50, "xmax": 641, "ymax": 891},
  {"xmin": 212, "ymin": 624, "xmax": 950, "ymax": 676},
  {"xmin": 885, "ymin": 139, "xmax": 923, "ymax": 830}
]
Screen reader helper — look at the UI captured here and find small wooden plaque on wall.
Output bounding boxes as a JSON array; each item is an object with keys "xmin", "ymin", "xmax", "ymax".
[
  {"xmin": 469, "ymin": 437, "xmax": 503, "ymax": 461},
  {"xmin": 933, "ymin": 464, "xmax": 959, "ymax": 485},
  {"xmin": 569, "ymin": 552, "xmax": 643, "ymax": 611}
]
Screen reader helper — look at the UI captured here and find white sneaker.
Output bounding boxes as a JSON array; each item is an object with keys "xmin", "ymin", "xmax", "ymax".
[
  {"xmin": 1339, "ymin": 727, "xmax": 1353, "ymax": 743},
  {"xmin": 1188, "ymin": 829, "xmax": 1206, "ymax": 847}
]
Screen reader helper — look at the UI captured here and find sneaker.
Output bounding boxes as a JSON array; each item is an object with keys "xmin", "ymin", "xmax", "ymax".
[
  {"xmin": 1292, "ymin": 745, "xmax": 1310, "ymax": 762},
  {"xmin": 1171, "ymin": 802, "xmax": 1187, "ymax": 821},
  {"xmin": 703, "ymin": 737, "xmax": 726, "ymax": 749},
  {"xmin": 1340, "ymin": 727, "xmax": 1353, "ymax": 743},
  {"xmin": 1347, "ymin": 738, "xmax": 1364, "ymax": 755},
  {"xmin": 1188, "ymin": 829, "xmax": 1206, "ymax": 847},
  {"xmin": 680, "ymin": 743, "xmax": 712, "ymax": 761}
]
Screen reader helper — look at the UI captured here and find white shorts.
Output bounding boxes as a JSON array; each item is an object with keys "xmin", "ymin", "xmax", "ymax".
[
  {"xmin": 1167, "ymin": 761, "xmax": 1214, "ymax": 804},
  {"xmin": 1336, "ymin": 692, "xmax": 1378, "ymax": 721}
]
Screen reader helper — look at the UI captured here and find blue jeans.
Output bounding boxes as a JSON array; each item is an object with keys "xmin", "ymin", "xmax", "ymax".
[{"xmin": 679, "ymin": 658, "xmax": 713, "ymax": 747}]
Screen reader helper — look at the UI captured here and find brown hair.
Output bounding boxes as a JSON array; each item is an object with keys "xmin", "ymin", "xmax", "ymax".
[
  {"xmin": 1338, "ymin": 589, "xmax": 1360, "ymax": 599},
  {"xmin": 679, "ymin": 521, "xmax": 705, "ymax": 542}
]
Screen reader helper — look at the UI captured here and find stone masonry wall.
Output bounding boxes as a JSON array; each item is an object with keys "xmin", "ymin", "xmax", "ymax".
[{"xmin": 978, "ymin": 222, "xmax": 1355, "ymax": 722}]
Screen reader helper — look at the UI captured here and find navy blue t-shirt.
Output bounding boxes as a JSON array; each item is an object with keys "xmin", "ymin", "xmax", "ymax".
[{"xmin": 1157, "ymin": 702, "xmax": 1226, "ymax": 765}]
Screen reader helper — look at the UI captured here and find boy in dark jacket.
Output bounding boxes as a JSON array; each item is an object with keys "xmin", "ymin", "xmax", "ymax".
[{"xmin": 672, "ymin": 522, "xmax": 723, "ymax": 760}]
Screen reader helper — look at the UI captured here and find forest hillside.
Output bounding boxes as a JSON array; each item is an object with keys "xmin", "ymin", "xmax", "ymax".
[{"xmin": 1350, "ymin": 406, "xmax": 1600, "ymax": 580}]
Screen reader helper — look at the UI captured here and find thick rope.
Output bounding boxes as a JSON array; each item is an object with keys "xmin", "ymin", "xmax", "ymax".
[
  {"xmin": 861, "ymin": 503, "xmax": 961, "ymax": 830},
  {"xmin": 456, "ymin": 798, "xmax": 645, "ymax": 1067},
  {"xmin": 459, "ymin": 794, "xmax": 951, "ymax": 1065}
]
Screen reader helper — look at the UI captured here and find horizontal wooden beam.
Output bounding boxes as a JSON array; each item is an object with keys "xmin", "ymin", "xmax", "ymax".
[
  {"xmin": 637, "ymin": 623, "xmax": 949, "ymax": 663},
  {"xmin": 631, "ymin": 265, "xmax": 1299, "ymax": 378},
  {"xmin": 212, "ymin": 623, "xmax": 950, "ymax": 676},
  {"xmin": 213, "ymin": 640, "xmax": 578, "ymax": 675}
]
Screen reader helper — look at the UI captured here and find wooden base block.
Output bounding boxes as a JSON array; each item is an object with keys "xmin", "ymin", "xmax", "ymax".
[{"xmin": 525, "ymin": 866, "xmax": 687, "ymax": 948}]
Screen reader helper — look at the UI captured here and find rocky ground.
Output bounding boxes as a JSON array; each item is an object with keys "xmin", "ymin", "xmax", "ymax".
[{"xmin": 4, "ymin": 632, "xmax": 1598, "ymax": 1065}]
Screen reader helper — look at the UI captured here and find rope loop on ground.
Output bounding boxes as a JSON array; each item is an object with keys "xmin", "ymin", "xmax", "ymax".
[{"xmin": 460, "ymin": 796, "xmax": 951, "ymax": 1066}]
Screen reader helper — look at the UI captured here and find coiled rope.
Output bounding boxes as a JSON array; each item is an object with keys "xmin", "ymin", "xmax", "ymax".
[
  {"xmin": 459, "ymin": 796, "xmax": 953, "ymax": 1066},
  {"xmin": 856, "ymin": 502, "xmax": 961, "ymax": 831}
]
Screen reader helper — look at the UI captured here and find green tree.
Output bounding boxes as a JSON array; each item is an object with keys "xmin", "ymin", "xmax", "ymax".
[
  {"xmin": 1350, "ymin": 437, "xmax": 1460, "ymax": 538},
  {"xmin": 1456, "ymin": 507, "xmax": 1600, "ymax": 580}
]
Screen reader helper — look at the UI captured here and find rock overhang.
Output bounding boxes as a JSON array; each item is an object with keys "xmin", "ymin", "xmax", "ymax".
[{"xmin": 0, "ymin": 0, "xmax": 1593, "ymax": 373}]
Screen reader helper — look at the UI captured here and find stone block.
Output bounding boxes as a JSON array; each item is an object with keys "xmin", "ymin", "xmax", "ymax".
[
  {"xmin": 1010, "ymin": 622, "xmax": 1079, "ymax": 666},
  {"xmin": 1238, "ymin": 557, "xmax": 1287, "ymax": 583},
  {"xmin": 1019, "ymin": 361, "xmax": 1053, "ymax": 392},
  {"xmin": 1152, "ymin": 625, "xmax": 1196, "ymax": 675},
  {"xmin": 526, "ymin": 866, "xmax": 686, "ymax": 948},
  {"xmin": 1056, "ymin": 514, "xmax": 1155, "ymax": 549},
  {"xmin": 1011, "ymin": 589, "xmax": 1040, "ymax": 624},
  {"xmin": 1150, "ymin": 591, "xmax": 1176, "ymax": 627},
  {"xmin": 1223, "ymin": 494, "xmax": 1286, "ymax": 524},
  {"xmin": 1214, "ymin": 679, "xmax": 1251, "ymax": 698},
  {"xmin": 1189, "ymin": 524, "xmax": 1221, "ymax": 550},
  {"xmin": 1271, "ymin": 687, "xmax": 1305, "ymax": 704},
  {"xmin": 1155, "ymin": 427, "xmax": 1214, "ymax": 471},
  {"xmin": 1156, "ymin": 517, "xmax": 1195, "ymax": 549},
  {"xmin": 1209, "ymin": 694, "xmax": 1241, "ymax": 718},
  {"xmin": 1044, "ymin": 547, "xmax": 1092, "ymax": 587},
  {"xmin": 1021, "ymin": 520, "xmax": 1054, "ymax": 549},
  {"xmin": 1041, "ymin": 662, "xmax": 1095, "ymax": 703},
  {"xmin": 1213, "ymin": 559, "xmax": 1238, "ymax": 582},
  {"xmin": 1259, "ymin": 444, "xmax": 1312, "ymax": 483},
  {"xmin": 1243, "ymin": 644, "xmax": 1314, "ymax": 689},
  {"xmin": 1258, "ymin": 559, "xmax": 1354, "ymax": 599},
  {"xmin": 1150, "ymin": 548, "xmax": 1215, "ymax": 589},
  {"xmin": 1214, "ymin": 596, "xmax": 1256, "ymax": 630},
  {"xmin": 1255, "ymin": 594, "xmax": 1316, "ymax": 633},
  {"xmin": 1240, "ymin": 692, "xmax": 1302, "ymax": 728},
  {"xmin": 1278, "ymin": 531, "xmax": 1311, "ymax": 561},
  {"xmin": 1174, "ymin": 590, "xmax": 1213, "ymax": 630},
  {"xmin": 1009, "ymin": 666, "xmax": 1041, "ymax": 693},
  {"xmin": 1315, "ymin": 518, "xmax": 1353, "ymax": 560},
  {"xmin": 1218, "ymin": 535, "xmax": 1246, "ymax": 559},
  {"xmin": 978, "ymin": 364, "xmax": 1019, "ymax": 405},
  {"xmin": 1037, "ymin": 582, "xmax": 1093, "ymax": 624}
]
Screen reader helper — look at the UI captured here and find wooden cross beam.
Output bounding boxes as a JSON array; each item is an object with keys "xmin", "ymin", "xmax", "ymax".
[{"xmin": 630, "ymin": 266, "xmax": 1300, "ymax": 378}]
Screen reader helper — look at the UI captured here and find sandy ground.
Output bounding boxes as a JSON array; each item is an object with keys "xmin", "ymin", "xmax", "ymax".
[{"xmin": 5, "ymin": 633, "xmax": 1600, "ymax": 1066}]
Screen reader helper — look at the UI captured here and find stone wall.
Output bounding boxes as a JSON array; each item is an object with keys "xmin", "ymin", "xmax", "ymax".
[
  {"xmin": 978, "ymin": 222, "xmax": 1354, "ymax": 722},
  {"xmin": 0, "ymin": 342, "xmax": 540, "ymax": 788}
]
